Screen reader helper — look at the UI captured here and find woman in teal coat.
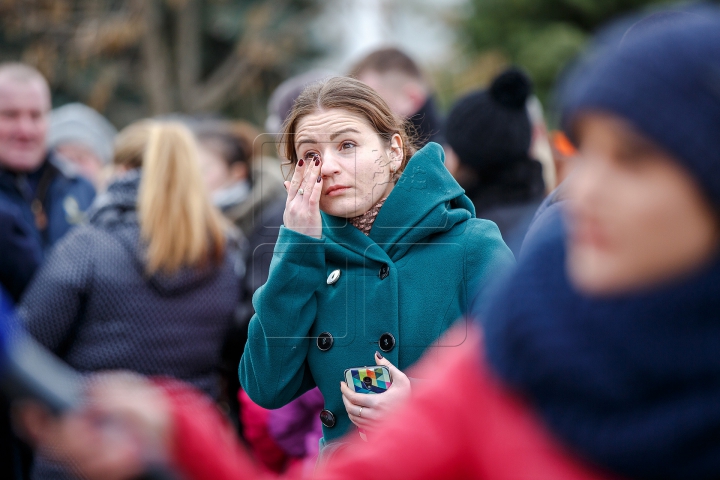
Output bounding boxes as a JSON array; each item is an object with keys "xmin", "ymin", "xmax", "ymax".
[{"xmin": 239, "ymin": 77, "xmax": 514, "ymax": 448}]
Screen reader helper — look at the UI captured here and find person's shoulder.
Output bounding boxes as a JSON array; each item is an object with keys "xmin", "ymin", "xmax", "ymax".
[
  {"xmin": 461, "ymin": 217, "xmax": 506, "ymax": 244},
  {"xmin": 520, "ymin": 197, "xmax": 566, "ymax": 261},
  {"xmin": 459, "ymin": 219, "xmax": 516, "ymax": 275},
  {"xmin": 54, "ymin": 222, "xmax": 99, "ymax": 245}
]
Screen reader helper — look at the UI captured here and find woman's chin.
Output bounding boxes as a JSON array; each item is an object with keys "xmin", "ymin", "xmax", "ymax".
[
  {"xmin": 320, "ymin": 200, "xmax": 360, "ymax": 219},
  {"xmin": 566, "ymin": 247, "xmax": 625, "ymax": 297}
]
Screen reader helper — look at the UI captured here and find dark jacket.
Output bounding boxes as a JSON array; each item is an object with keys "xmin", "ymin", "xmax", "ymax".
[
  {"xmin": 20, "ymin": 169, "xmax": 242, "ymax": 396},
  {"xmin": 0, "ymin": 152, "xmax": 95, "ymax": 252},
  {"xmin": 21, "ymin": 170, "xmax": 243, "ymax": 480},
  {"xmin": 0, "ymin": 202, "xmax": 42, "ymax": 303},
  {"xmin": 469, "ymin": 158, "xmax": 545, "ymax": 257},
  {"xmin": 240, "ymin": 143, "xmax": 515, "ymax": 444}
]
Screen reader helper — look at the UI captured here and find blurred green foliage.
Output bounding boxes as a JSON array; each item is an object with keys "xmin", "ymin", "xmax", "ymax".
[{"xmin": 460, "ymin": 0, "xmax": 680, "ymax": 105}]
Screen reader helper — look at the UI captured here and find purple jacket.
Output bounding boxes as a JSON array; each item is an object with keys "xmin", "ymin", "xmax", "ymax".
[{"xmin": 268, "ymin": 388, "xmax": 324, "ymax": 457}]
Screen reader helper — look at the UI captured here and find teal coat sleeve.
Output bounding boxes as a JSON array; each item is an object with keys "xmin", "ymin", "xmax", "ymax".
[{"xmin": 239, "ymin": 226, "xmax": 325, "ymax": 409}]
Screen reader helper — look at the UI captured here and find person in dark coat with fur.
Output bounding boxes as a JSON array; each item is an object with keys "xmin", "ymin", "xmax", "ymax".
[{"xmin": 445, "ymin": 67, "xmax": 545, "ymax": 256}]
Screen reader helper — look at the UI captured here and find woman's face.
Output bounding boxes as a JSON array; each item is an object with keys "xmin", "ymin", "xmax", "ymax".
[
  {"xmin": 566, "ymin": 113, "xmax": 719, "ymax": 296},
  {"xmin": 198, "ymin": 143, "xmax": 231, "ymax": 193},
  {"xmin": 294, "ymin": 108, "xmax": 402, "ymax": 218}
]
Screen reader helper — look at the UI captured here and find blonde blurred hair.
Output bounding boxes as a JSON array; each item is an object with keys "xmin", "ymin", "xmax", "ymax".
[{"xmin": 113, "ymin": 120, "xmax": 226, "ymax": 275}]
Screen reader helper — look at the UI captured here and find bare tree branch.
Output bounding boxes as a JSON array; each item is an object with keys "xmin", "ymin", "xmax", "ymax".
[
  {"xmin": 190, "ymin": 0, "xmax": 291, "ymax": 112},
  {"xmin": 174, "ymin": 0, "xmax": 201, "ymax": 110},
  {"xmin": 137, "ymin": 0, "xmax": 174, "ymax": 114}
]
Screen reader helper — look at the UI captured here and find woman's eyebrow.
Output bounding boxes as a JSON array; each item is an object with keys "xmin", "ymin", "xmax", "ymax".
[
  {"xmin": 330, "ymin": 128, "xmax": 360, "ymax": 141},
  {"xmin": 295, "ymin": 136, "xmax": 317, "ymax": 147}
]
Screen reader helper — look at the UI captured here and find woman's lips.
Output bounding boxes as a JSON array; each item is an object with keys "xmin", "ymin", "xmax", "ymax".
[
  {"xmin": 571, "ymin": 221, "xmax": 612, "ymax": 251},
  {"xmin": 325, "ymin": 185, "xmax": 350, "ymax": 196}
]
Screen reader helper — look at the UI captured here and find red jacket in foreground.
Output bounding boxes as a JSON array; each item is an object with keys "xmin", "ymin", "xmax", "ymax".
[{"xmin": 164, "ymin": 326, "xmax": 617, "ymax": 480}]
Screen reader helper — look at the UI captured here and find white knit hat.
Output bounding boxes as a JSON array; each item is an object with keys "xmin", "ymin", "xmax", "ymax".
[{"xmin": 48, "ymin": 103, "xmax": 118, "ymax": 165}]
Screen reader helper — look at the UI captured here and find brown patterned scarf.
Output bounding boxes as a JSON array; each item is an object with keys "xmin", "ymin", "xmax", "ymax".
[{"xmin": 349, "ymin": 198, "xmax": 387, "ymax": 236}]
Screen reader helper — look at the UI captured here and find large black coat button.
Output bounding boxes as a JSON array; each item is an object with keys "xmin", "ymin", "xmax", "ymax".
[
  {"xmin": 379, "ymin": 332, "xmax": 396, "ymax": 352},
  {"xmin": 317, "ymin": 332, "xmax": 334, "ymax": 351},
  {"xmin": 320, "ymin": 409, "xmax": 336, "ymax": 428},
  {"xmin": 379, "ymin": 263, "xmax": 390, "ymax": 280}
]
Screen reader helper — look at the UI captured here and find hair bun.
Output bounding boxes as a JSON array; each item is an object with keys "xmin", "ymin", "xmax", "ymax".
[{"xmin": 489, "ymin": 67, "xmax": 532, "ymax": 109}]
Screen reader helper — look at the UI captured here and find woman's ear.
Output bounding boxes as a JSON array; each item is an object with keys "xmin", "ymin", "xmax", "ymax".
[{"xmin": 389, "ymin": 133, "xmax": 404, "ymax": 168}]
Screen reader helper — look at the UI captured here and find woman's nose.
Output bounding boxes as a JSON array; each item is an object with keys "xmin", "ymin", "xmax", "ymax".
[
  {"xmin": 319, "ymin": 149, "xmax": 340, "ymax": 176},
  {"xmin": 569, "ymin": 155, "xmax": 607, "ymax": 209}
]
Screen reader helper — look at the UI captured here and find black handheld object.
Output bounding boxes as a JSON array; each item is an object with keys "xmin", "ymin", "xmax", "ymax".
[{"xmin": 0, "ymin": 293, "xmax": 177, "ymax": 480}]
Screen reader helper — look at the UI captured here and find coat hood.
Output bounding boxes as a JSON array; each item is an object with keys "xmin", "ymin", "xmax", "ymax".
[
  {"xmin": 322, "ymin": 142, "xmax": 474, "ymax": 262},
  {"xmin": 87, "ymin": 170, "xmax": 227, "ymax": 296}
]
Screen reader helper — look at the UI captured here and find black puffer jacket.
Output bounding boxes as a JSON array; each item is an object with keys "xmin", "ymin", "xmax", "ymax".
[{"xmin": 19, "ymin": 170, "xmax": 243, "ymax": 398}]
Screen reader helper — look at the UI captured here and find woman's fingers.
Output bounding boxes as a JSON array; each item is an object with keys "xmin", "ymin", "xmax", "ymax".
[
  {"xmin": 282, "ymin": 155, "xmax": 323, "ymax": 238},
  {"xmin": 347, "ymin": 412, "xmax": 374, "ymax": 428},
  {"xmin": 306, "ymin": 156, "xmax": 323, "ymax": 206},
  {"xmin": 340, "ymin": 382, "xmax": 376, "ymax": 409},
  {"xmin": 341, "ymin": 382, "xmax": 380, "ymax": 428},
  {"xmin": 286, "ymin": 158, "xmax": 306, "ymax": 201},
  {"xmin": 375, "ymin": 351, "xmax": 410, "ymax": 388}
]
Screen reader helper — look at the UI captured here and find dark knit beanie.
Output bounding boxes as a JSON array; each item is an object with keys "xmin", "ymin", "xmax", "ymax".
[
  {"xmin": 562, "ymin": 8, "xmax": 720, "ymax": 208},
  {"xmin": 446, "ymin": 67, "xmax": 533, "ymax": 169}
]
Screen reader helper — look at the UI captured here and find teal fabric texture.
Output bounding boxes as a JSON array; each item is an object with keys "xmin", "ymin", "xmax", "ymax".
[{"xmin": 239, "ymin": 142, "xmax": 515, "ymax": 443}]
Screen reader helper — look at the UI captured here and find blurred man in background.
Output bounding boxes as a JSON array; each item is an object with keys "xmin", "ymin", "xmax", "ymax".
[
  {"xmin": 350, "ymin": 47, "xmax": 444, "ymax": 146},
  {"xmin": 0, "ymin": 81, "xmax": 98, "ymax": 480},
  {"xmin": 0, "ymin": 63, "xmax": 95, "ymax": 254}
]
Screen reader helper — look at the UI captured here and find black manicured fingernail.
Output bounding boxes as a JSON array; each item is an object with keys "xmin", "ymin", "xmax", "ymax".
[
  {"xmin": 375, "ymin": 351, "xmax": 383, "ymax": 359},
  {"xmin": 315, "ymin": 159, "xmax": 320, "ymax": 166},
  {"xmin": 298, "ymin": 159, "xmax": 304, "ymax": 167},
  {"xmin": 317, "ymin": 175, "xmax": 321, "ymax": 183}
]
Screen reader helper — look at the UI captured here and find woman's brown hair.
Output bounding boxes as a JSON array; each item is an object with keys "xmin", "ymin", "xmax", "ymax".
[
  {"xmin": 113, "ymin": 120, "xmax": 226, "ymax": 275},
  {"xmin": 279, "ymin": 76, "xmax": 418, "ymax": 175}
]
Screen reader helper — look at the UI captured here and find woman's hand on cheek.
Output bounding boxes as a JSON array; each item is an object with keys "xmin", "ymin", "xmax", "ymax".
[
  {"xmin": 283, "ymin": 155, "xmax": 323, "ymax": 239},
  {"xmin": 340, "ymin": 352, "xmax": 412, "ymax": 431}
]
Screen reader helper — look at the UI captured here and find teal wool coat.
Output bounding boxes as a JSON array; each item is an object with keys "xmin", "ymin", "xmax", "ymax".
[{"xmin": 239, "ymin": 142, "xmax": 515, "ymax": 443}]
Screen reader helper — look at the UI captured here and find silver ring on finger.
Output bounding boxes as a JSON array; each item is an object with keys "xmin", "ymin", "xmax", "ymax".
[
  {"xmin": 298, "ymin": 188, "xmax": 304, "ymax": 195},
  {"xmin": 358, "ymin": 406, "xmax": 364, "ymax": 417}
]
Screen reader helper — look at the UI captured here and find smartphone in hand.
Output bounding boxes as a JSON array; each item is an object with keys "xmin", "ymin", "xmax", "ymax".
[{"xmin": 344, "ymin": 366, "xmax": 392, "ymax": 394}]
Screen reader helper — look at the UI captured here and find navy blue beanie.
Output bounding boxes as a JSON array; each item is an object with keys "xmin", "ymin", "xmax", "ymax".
[{"xmin": 562, "ymin": 8, "xmax": 720, "ymax": 208}]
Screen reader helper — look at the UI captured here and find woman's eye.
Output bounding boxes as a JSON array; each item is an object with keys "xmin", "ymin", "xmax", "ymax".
[
  {"xmin": 341, "ymin": 142, "xmax": 356, "ymax": 151},
  {"xmin": 304, "ymin": 152, "xmax": 320, "ymax": 162}
]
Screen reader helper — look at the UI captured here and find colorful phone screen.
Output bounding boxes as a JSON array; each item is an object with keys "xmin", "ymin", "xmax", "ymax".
[{"xmin": 346, "ymin": 367, "xmax": 392, "ymax": 394}]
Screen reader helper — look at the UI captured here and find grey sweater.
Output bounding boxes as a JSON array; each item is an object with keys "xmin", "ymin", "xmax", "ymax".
[
  {"xmin": 21, "ymin": 170, "xmax": 244, "ymax": 480},
  {"xmin": 20, "ymin": 170, "xmax": 243, "ymax": 398}
]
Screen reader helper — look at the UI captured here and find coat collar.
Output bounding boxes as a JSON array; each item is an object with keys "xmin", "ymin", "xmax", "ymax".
[{"xmin": 321, "ymin": 142, "xmax": 474, "ymax": 263}]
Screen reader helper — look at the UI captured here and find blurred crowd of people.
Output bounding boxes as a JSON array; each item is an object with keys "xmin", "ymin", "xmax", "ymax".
[{"xmin": 1, "ymin": 5, "xmax": 719, "ymax": 480}]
